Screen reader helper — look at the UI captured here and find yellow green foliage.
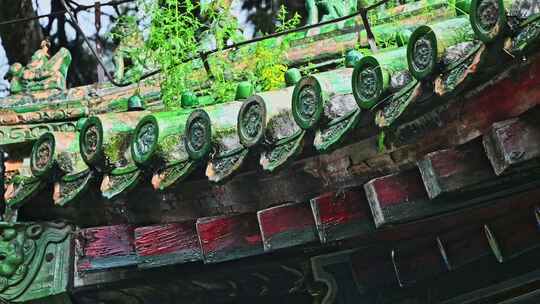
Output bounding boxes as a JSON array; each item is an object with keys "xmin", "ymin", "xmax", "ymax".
[{"xmin": 129, "ymin": 0, "xmax": 301, "ymax": 107}]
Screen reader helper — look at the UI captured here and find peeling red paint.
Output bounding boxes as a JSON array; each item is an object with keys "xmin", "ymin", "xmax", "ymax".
[
  {"xmin": 369, "ymin": 169, "xmax": 428, "ymax": 208},
  {"xmin": 258, "ymin": 202, "xmax": 315, "ymax": 238},
  {"xmin": 80, "ymin": 225, "xmax": 135, "ymax": 258},
  {"xmin": 196, "ymin": 213, "xmax": 262, "ymax": 261},
  {"xmin": 135, "ymin": 221, "xmax": 199, "ymax": 257}
]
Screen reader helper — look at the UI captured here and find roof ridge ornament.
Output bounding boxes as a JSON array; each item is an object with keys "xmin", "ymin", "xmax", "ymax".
[{"xmin": 8, "ymin": 39, "xmax": 71, "ymax": 96}]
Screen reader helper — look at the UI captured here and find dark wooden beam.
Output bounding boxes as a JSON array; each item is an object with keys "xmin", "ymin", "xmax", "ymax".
[
  {"xmin": 258, "ymin": 202, "xmax": 318, "ymax": 251},
  {"xmin": 483, "ymin": 116, "xmax": 540, "ymax": 175},
  {"xmin": 196, "ymin": 213, "xmax": 264, "ymax": 263},
  {"xmin": 134, "ymin": 221, "xmax": 202, "ymax": 268},
  {"xmin": 310, "ymin": 249, "xmax": 367, "ymax": 304},
  {"xmin": 436, "ymin": 225, "xmax": 491, "ymax": 271},
  {"xmin": 484, "ymin": 207, "xmax": 540, "ymax": 263},
  {"xmin": 439, "ymin": 268, "xmax": 540, "ymax": 304},
  {"xmin": 391, "ymin": 238, "xmax": 448, "ymax": 287},
  {"xmin": 417, "ymin": 141, "xmax": 496, "ymax": 199},
  {"xmin": 76, "ymin": 225, "xmax": 137, "ymax": 272},
  {"xmin": 350, "ymin": 246, "xmax": 397, "ymax": 290},
  {"xmin": 310, "ymin": 189, "xmax": 374, "ymax": 243},
  {"xmin": 364, "ymin": 168, "xmax": 430, "ymax": 227},
  {"xmin": 365, "ymin": 160, "xmax": 540, "ymax": 229}
]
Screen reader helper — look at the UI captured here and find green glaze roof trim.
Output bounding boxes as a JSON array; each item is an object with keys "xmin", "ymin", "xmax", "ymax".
[{"xmin": 2, "ymin": 0, "xmax": 540, "ymax": 207}]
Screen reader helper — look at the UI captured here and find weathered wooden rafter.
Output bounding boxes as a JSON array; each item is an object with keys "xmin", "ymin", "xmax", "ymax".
[
  {"xmin": 58, "ymin": 112, "xmax": 540, "ymax": 302},
  {"xmin": 2, "ymin": 0, "xmax": 539, "ymax": 209}
]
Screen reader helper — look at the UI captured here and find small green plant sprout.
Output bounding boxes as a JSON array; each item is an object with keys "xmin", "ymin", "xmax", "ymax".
[{"xmin": 125, "ymin": 0, "xmax": 303, "ymax": 107}]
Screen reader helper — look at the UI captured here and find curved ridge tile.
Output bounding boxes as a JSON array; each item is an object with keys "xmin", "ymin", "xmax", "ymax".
[
  {"xmin": 80, "ymin": 111, "xmax": 148, "ymax": 198},
  {"xmin": 101, "ymin": 166, "xmax": 142, "ymax": 199},
  {"xmin": 178, "ymin": 101, "xmax": 255, "ymax": 183},
  {"xmin": 4, "ymin": 158, "xmax": 45, "ymax": 208},
  {"xmin": 30, "ymin": 131, "xmax": 93, "ymax": 206},
  {"xmin": 243, "ymin": 87, "xmax": 304, "ymax": 172},
  {"xmin": 352, "ymin": 47, "xmax": 410, "ymax": 110},
  {"xmin": 407, "ymin": 17, "xmax": 475, "ymax": 81},
  {"xmin": 374, "ymin": 79, "xmax": 422, "ymax": 128},
  {"xmin": 470, "ymin": 0, "xmax": 539, "ymax": 44},
  {"xmin": 197, "ymin": 101, "xmax": 249, "ymax": 183},
  {"xmin": 130, "ymin": 109, "xmax": 196, "ymax": 190},
  {"xmin": 292, "ymin": 68, "xmax": 361, "ymax": 152},
  {"xmin": 434, "ymin": 43, "xmax": 487, "ymax": 96}
]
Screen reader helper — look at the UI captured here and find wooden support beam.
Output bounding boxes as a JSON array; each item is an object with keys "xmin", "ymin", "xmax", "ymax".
[
  {"xmin": 311, "ymin": 249, "xmax": 367, "ymax": 304},
  {"xmin": 366, "ymin": 160, "xmax": 540, "ymax": 229},
  {"xmin": 395, "ymin": 53, "xmax": 540, "ymax": 148},
  {"xmin": 484, "ymin": 208, "xmax": 540, "ymax": 263},
  {"xmin": 391, "ymin": 239, "xmax": 448, "ymax": 287},
  {"xmin": 439, "ymin": 268, "xmax": 540, "ymax": 304},
  {"xmin": 196, "ymin": 213, "xmax": 263, "ymax": 263},
  {"xmin": 350, "ymin": 246, "xmax": 397, "ymax": 290},
  {"xmin": 418, "ymin": 141, "xmax": 496, "ymax": 199},
  {"xmin": 436, "ymin": 225, "xmax": 491, "ymax": 271},
  {"xmin": 76, "ymin": 225, "xmax": 137, "ymax": 272},
  {"xmin": 364, "ymin": 186, "xmax": 540, "ymax": 244},
  {"xmin": 310, "ymin": 189, "xmax": 374, "ymax": 243},
  {"xmin": 483, "ymin": 117, "xmax": 540, "ymax": 176},
  {"xmin": 134, "ymin": 221, "xmax": 202, "ymax": 269},
  {"xmin": 258, "ymin": 202, "xmax": 318, "ymax": 251},
  {"xmin": 364, "ymin": 168, "xmax": 430, "ymax": 228}
]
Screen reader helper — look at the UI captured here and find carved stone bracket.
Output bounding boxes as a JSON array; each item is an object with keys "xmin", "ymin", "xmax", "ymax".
[{"xmin": 0, "ymin": 221, "xmax": 73, "ymax": 303}]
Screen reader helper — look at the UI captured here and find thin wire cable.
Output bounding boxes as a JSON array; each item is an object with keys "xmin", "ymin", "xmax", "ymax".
[
  {"xmin": 61, "ymin": 0, "xmax": 147, "ymax": 86},
  {"xmin": 61, "ymin": 0, "xmax": 390, "ymax": 87},
  {"xmin": 0, "ymin": 0, "xmax": 135, "ymax": 26}
]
